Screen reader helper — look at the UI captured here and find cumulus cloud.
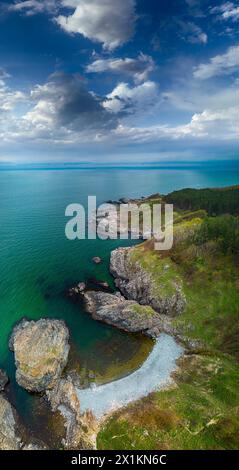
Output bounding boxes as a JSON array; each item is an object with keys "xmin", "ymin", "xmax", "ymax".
[
  {"xmin": 0, "ymin": 71, "xmax": 120, "ymax": 145},
  {"xmin": 193, "ymin": 45, "xmax": 239, "ymax": 79},
  {"xmin": 8, "ymin": 0, "xmax": 58, "ymax": 16},
  {"xmin": 23, "ymin": 72, "xmax": 116, "ymax": 132},
  {"xmin": 86, "ymin": 54, "xmax": 155, "ymax": 83},
  {"xmin": 103, "ymin": 81, "xmax": 159, "ymax": 114},
  {"xmin": 56, "ymin": 0, "xmax": 136, "ymax": 50}
]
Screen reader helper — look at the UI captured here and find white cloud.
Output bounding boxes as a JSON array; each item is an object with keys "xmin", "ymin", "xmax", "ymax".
[
  {"xmin": 8, "ymin": 0, "xmax": 58, "ymax": 16},
  {"xmin": 0, "ymin": 71, "xmax": 25, "ymax": 112},
  {"xmin": 114, "ymin": 105, "xmax": 239, "ymax": 143},
  {"xmin": 178, "ymin": 21, "xmax": 208, "ymax": 44},
  {"xmin": 86, "ymin": 53, "xmax": 155, "ymax": 83},
  {"xmin": 23, "ymin": 72, "xmax": 116, "ymax": 132},
  {"xmin": 211, "ymin": 2, "xmax": 239, "ymax": 21},
  {"xmin": 193, "ymin": 45, "xmax": 239, "ymax": 79},
  {"xmin": 56, "ymin": 0, "xmax": 136, "ymax": 50},
  {"xmin": 103, "ymin": 81, "xmax": 159, "ymax": 114},
  {"xmin": 0, "ymin": 71, "xmax": 119, "ymax": 145}
]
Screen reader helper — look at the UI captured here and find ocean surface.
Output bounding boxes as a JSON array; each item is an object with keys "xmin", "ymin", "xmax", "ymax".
[{"xmin": 0, "ymin": 163, "xmax": 238, "ymax": 440}]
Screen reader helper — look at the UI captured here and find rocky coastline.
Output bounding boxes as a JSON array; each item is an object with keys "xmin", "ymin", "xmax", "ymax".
[
  {"xmin": 1, "ymin": 318, "xmax": 97, "ymax": 450},
  {"xmin": 1, "ymin": 193, "xmax": 199, "ymax": 450}
]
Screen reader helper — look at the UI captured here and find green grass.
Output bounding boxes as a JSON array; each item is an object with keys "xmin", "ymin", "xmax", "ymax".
[
  {"xmin": 131, "ymin": 304, "xmax": 156, "ymax": 317},
  {"xmin": 130, "ymin": 246, "xmax": 183, "ymax": 297},
  {"xmin": 98, "ymin": 211, "xmax": 239, "ymax": 450},
  {"xmin": 98, "ymin": 355, "xmax": 239, "ymax": 450}
]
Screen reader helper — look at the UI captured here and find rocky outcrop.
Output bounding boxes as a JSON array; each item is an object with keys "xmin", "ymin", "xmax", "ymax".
[
  {"xmin": 10, "ymin": 319, "xmax": 70, "ymax": 393},
  {"xmin": 0, "ymin": 395, "xmax": 22, "ymax": 450},
  {"xmin": 0, "ymin": 369, "xmax": 9, "ymax": 391},
  {"xmin": 83, "ymin": 290, "xmax": 174, "ymax": 338},
  {"xmin": 110, "ymin": 247, "xmax": 186, "ymax": 316},
  {"xmin": 47, "ymin": 377, "xmax": 98, "ymax": 450},
  {"xmin": 69, "ymin": 282, "xmax": 86, "ymax": 296}
]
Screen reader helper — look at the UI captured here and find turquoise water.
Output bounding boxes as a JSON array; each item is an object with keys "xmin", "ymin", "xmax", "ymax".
[{"xmin": 0, "ymin": 165, "xmax": 238, "ymax": 439}]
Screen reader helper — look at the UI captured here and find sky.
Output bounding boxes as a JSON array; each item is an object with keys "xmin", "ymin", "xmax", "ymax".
[{"xmin": 1, "ymin": 0, "xmax": 239, "ymax": 163}]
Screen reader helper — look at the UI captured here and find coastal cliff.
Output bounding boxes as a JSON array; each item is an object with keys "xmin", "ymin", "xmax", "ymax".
[
  {"xmin": 110, "ymin": 247, "xmax": 186, "ymax": 316},
  {"xmin": 98, "ymin": 188, "xmax": 239, "ymax": 450}
]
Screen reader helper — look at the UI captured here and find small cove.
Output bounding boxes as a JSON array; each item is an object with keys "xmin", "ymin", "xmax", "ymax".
[{"xmin": 76, "ymin": 334, "xmax": 183, "ymax": 419}]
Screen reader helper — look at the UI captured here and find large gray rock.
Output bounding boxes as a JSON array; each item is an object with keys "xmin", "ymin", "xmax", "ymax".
[
  {"xmin": 110, "ymin": 247, "xmax": 186, "ymax": 316},
  {"xmin": 10, "ymin": 319, "xmax": 70, "ymax": 393},
  {"xmin": 0, "ymin": 395, "xmax": 22, "ymax": 450},
  {"xmin": 83, "ymin": 290, "xmax": 174, "ymax": 338}
]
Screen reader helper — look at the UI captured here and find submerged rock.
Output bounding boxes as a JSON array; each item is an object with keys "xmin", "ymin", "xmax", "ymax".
[
  {"xmin": 88, "ymin": 278, "xmax": 111, "ymax": 291},
  {"xmin": 92, "ymin": 257, "xmax": 102, "ymax": 264},
  {"xmin": 110, "ymin": 247, "xmax": 186, "ymax": 316},
  {"xmin": 83, "ymin": 290, "xmax": 174, "ymax": 338},
  {"xmin": 47, "ymin": 377, "xmax": 98, "ymax": 450},
  {"xmin": 0, "ymin": 369, "xmax": 9, "ymax": 391},
  {"xmin": 0, "ymin": 395, "xmax": 22, "ymax": 450},
  {"xmin": 10, "ymin": 319, "xmax": 70, "ymax": 393}
]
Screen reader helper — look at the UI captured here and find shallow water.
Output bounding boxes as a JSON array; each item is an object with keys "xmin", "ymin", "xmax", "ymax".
[{"xmin": 77, "ymin": 334, "xmax": 183, "ymax": 418}]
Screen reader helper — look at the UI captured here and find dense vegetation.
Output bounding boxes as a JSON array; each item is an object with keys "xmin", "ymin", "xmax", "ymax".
[
  {"xmin": 165, "ymin": 185, "xmax": 239, "ymax": 215},
  {"xmin": 195, "ymin": 215, "xmax": 239, "ymax": 255}
]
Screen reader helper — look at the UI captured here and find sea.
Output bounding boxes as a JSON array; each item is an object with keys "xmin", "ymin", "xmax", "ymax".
[{"xmin": 0, "ymin": 161, "xmax": 238, "ymax": 443}]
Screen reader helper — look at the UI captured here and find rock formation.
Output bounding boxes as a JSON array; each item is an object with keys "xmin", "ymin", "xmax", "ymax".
[
  {"xmin": 47, "ymin": 377, "xmax": 98, "ymax": 450},
  {"xmin": 10, "ymin": 319, "xmax": 70, "ymax": 393},
  {"xmin": 110, "ymin": 247, "xmax": 186, "ymax": 316},
  {"xmin": 0, "ymin": 369, "xmax": 9, "ymax": 392},
  {"xmin": 69, "ymin": 282, "xmax": 86, "ymax": 296},
  {"xmin": 83, "ymin": 290, "xmax": 174, "ymax": 338},
  {"xmin": 0, "ymin": 395, "xmax": 22, "ymax": 450}
]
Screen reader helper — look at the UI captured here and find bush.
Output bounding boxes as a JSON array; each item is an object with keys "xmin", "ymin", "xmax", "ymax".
[{"xmin": 195, "ymin": 215, "xmax": 239, "ymax": 254}]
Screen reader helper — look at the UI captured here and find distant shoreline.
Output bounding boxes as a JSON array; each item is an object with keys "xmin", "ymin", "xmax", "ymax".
[{"xmin": 0, "ymin": 160, "xmax": 239, "ymax": 172}]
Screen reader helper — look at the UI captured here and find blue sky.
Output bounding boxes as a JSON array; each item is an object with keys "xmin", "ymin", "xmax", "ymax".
[{"xmin": 1, "ymin": 0, "xmax": 239, "ymax": 162}]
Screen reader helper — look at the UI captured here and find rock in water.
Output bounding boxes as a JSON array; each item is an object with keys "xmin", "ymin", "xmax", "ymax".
[
  {"xmin": 69, "ymin": 282, "xmax": 86, "ymax": 296},
  {"xmin": 0, "ymin": 369, "xmax": 9, "ymax": 391},
  {"xmin": 83, "ymin": 290, "xmax": 173, "ymax": 338},
  {"xmin": 0, "ymin": 396, "xmax": 22, "ymax": 450},
  {"xmin": 110, "ymin": 247, "xmax": 186, "ymax": 316},
  {"xmin": 10, "ymin": 319, "xmax": 70, "ymax": 393},
  {"xmin": 92, "ymin": 257, "xmax": 102, "ymax": 264}
]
